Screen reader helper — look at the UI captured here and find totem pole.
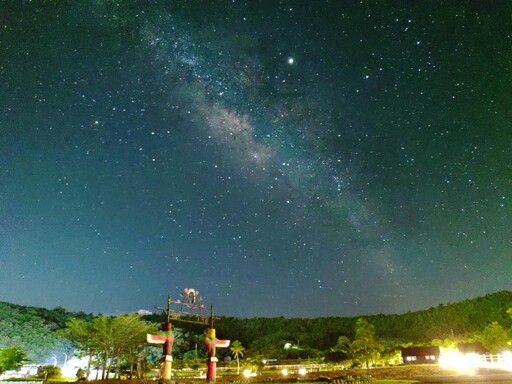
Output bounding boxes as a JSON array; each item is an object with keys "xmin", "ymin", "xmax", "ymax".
[
  {"xmin": 204, "ymin": 306, "xmax": 230, "ymax": 381},
  {"xmin": 148, "ymin": 290, "xmax": 229, "ymax": 381},
  {"xmin": 147, "ymin": 296, "xmax": 175, "ymax": 381}
]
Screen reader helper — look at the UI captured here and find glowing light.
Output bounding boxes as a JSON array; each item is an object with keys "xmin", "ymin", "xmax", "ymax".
[
  {"xmin": 281, "ymin": 369, "xmax": 288, "ymax": 376},
  {"xmin": 500, "ymin": 351, "xmax": 512, "ymax": 370},
  {"xmin": 439, "ymin": 350, "xmax": 478, "ymax": 375},
  {"xmin": 439, "ymin": 348, "xmax": 512, "ymax": 373},
  {"xmin": 298, "ymin": 368, "xmax": 307, "ymax": 376},
  {"xmin": 287, "ymin": 57, "xmax": 294, "ymax": 65},
  {"xmin": 243, "ymin": 369, "xmax": 257, "ymax": 378}
]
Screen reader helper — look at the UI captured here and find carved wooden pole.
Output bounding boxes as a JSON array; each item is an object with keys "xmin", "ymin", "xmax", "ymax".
[
  {"xmin": 205, "ymin": 305, "xmax": 229, "ymax": 380},
  {"xmin": 162, "ymin": 321, "xmax": 173, "ymax": 381},
  {"xmin": 147, "ymin": 296, "xmax": 174, "ymax": 382}
]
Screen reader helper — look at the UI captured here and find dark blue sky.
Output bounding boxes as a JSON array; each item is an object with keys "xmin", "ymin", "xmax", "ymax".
[{"xmin": 1, "ymin": 1, "xmax": 511, "ymax": 318}]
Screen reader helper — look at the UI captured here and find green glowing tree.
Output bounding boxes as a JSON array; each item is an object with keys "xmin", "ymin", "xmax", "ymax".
[
  {"xmin": 332, "ymin": 335, "xmax": 351, "ymax": 354},
  {"xmin": 109, "ymin": 314, "xmax": 155, "ymax": 379},
  {"xmin": 37, "ymin": 365, "xmax": 62, "ymax": 381},
  {"xmin": 349, "ymin": 318, "xmax": 383, "ymax": 369},
  {"xmin": 476, "ymin": 321, "xmax": 510, "ymax": 354},
  {"xmin": 431, "ymin": 337, "xmax": 457, "ymax": 350},
  {"xmin": 0, "ymin": 303, "xmax": 72, "ymax": 362},
  {"xmin": 0, "ymin": 346, "xmax": 29, "ymax": 374},
  {"xmin": 57, "ymin": 318, "xmax": 95, "ymax": 378},
  {"xmin": 230, "ymin": 340, "xmax": 245, "ymax": 375},
  {"xmin": 59, "ymin": 314, "xmax": 155, "ymax": 380}
]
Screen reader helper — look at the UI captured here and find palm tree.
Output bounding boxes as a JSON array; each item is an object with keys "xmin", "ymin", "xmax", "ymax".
[{"xmin": 230, "ymin": 340, "xmax": 245, "ymax": 375}]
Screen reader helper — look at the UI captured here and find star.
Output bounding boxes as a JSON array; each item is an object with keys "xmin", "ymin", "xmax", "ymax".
[{"xmin": 0, "ymin": 0, "xmax": 510, "ymax": 318}]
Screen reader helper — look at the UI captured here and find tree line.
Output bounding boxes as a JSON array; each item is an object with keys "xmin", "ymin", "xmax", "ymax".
[
  {"xmin": 56, "ymin": 314, "xmax": 157, "ymax": 379},
  {"xmin": 0, "ymin": 290, "xmax": 511, "ymax": 377},
  {"xmin": 213, "ymin": 290, "xmax": 512, "ymax": 355}
]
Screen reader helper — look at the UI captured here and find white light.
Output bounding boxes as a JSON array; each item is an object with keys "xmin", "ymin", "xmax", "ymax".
[
  {"xmin": 298, "ymin": 368, "xmax": 307, "ymax": 376},
  {"xmin": 243, "ymin": 370, "xmax": 252, "ymax": 378},
  {"xmin": 281, "ymin": 369, "xmax": 288, "ymax": 376},
  {"xmin": 439, "ymin": 350, "xmax": 477, "ymax": 374},
  {"xmin": 502, "ymin": 351, "xmax": 512, "ymax": 362},
  {"xmin": 288, "ymin": 58, "xmax": 294, "ymax": 65}
]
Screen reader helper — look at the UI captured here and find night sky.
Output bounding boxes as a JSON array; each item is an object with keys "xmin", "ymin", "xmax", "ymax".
[{"xmin": 1, "ymin": 1, "xmax": 511, "ymax": 318}]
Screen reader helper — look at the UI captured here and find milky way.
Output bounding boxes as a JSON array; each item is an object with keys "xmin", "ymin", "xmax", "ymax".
[{"xmin": 1, "ymin": 1, "xmax": 511, "ymax": 317}]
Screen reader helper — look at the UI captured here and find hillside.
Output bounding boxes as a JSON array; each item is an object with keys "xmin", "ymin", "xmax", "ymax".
[
  {"xmin": 0, "ymin": 302, "xmax": 92, "ymax": 363},
  {"xmin": 367, "ymin": 290, "xmax": 512, "ymax": 340},
  {"xmin": 213, "ymin": 290, "xmax": 512, "ymax": 353},
  {"xmin": 1, "ymin": 290, "xmax": 511, "ymax": 362}
]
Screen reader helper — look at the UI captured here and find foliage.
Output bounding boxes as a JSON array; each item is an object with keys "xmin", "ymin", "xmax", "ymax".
[
  {"xmin": 0, "ymin": 302, "xmax": 91, "ymax": 363},
  {"xmin": 475, "ymin": 321, "xmax": 510, "ymax": 354},
  {"xmin": 331, "ymin": 336, "xmax": 350, "ymax": 356},
  {"xmin": 76, "ymin": 368, "xmax": 86, "ymax": 380},
  {"xmin": 379, "ymin": 349, "xmax": 403, "ymax": 366},
  {"xmin": 431, "ymin": 337, "xmax": 458, "ymax": 349},
  {"xmin": 210, "ymin": 290, "xmax": 512, "ymax": 357},
  {"xmin": 184, "ymin": 357, "xmax": 203, "ymax": 370},
  {"xmin": 1, "ymin": 290, "xmax": 512, "ymax": 375},
  {"xmin": 59, "ymin": 313, "xmax": 156, "ymax": 379},
  {"xmin": 242, "ymin": 354, "xmax": 264, "ymax": 372},
  {"xmin": 0, "ymin": 346, "xmax": 29, "ymax": 374},
  {"xmin": 349, "ymin": 318, "xmax": 383, "ymax": 369},
  {"xmin": 37, "ymin": 365, "xmax": 62, "ymax": 380},
  {"xmin": 230, "ymin": 340, "xmax": 245, "ymax": 375}
]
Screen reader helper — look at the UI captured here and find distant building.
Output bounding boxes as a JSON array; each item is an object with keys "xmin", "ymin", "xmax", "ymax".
[{"xmin": 401, "ymin": 346, "xmax": 440, "ymax": 364}]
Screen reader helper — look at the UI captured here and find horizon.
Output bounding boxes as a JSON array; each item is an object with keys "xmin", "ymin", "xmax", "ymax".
[{"xmin": 3, "ymin": 289, "xmax": 510, "ymax": 320}]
